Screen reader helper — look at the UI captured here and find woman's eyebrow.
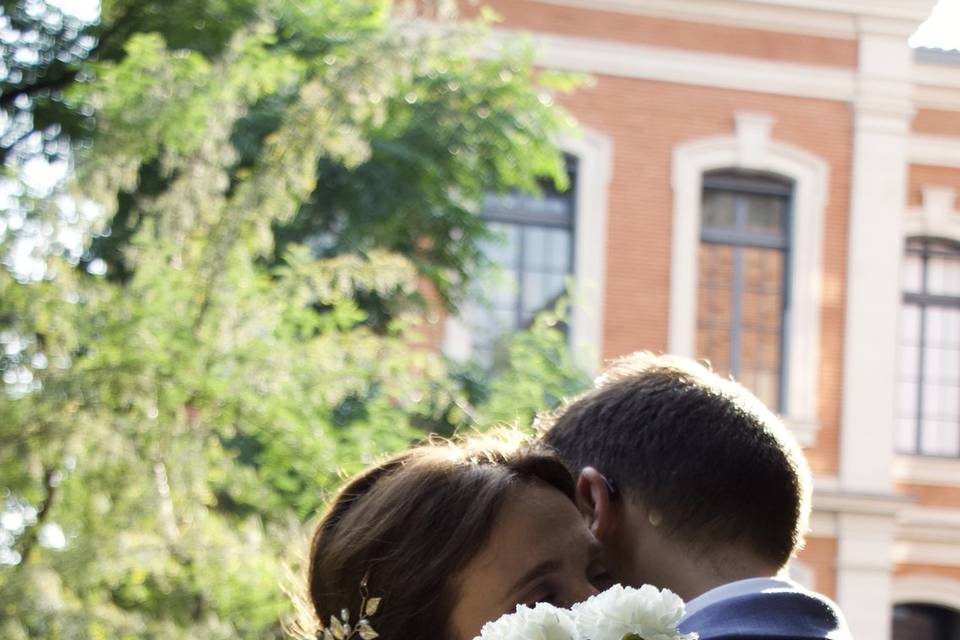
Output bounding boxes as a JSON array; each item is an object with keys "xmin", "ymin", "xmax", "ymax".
[{"xmin": 501, "ymin": 559, "xmax": 562, "ymax": 604}]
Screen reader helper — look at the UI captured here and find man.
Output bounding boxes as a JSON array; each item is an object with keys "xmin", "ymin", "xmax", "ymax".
[{"xmin": 541, "ymin": 352, "xmax": 850, "ymax": 640}]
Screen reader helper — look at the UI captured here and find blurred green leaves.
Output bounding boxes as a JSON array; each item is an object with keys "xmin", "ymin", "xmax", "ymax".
[{"xmin": 0, "ymin": 1, "xmax": 590, "ymax": 638}]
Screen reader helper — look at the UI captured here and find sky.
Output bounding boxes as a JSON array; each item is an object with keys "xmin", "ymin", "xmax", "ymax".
[
  {"xmin": 44, "ymin": 0, "xmax": 960, "ymax": 51},
  {"xmin": 911, "ymin": 0, "xmax": 960, "ymax": 50}
]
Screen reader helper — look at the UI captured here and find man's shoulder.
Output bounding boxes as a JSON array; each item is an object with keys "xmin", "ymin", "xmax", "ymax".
[{"xmin": 679, "ymin": 584, "xmax": 852, "ymax": 640}]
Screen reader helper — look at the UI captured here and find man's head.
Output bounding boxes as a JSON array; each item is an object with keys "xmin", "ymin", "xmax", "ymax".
[{"xmin": 540, "ymin": 352, "xmax": 811, "ymax": 599}]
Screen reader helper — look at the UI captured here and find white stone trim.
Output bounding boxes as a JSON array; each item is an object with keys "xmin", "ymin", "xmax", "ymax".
[
  {"xmin": 814, "ymin": 491, "xmax": 908, "ymax": 517},
  {"xmin": 904, "ymin": 185, "xmax": 960, "ymax": 238},
  {"xmin": 443, "ymin": 128, "xmax": 613, "ymax": 373},
  {"xmin": 838, "ymin": 29, "xmax": 914, "ymax": 502},
  {"xmin": 566, "ymin": 129, "xmax": 613, "ymax": 371},
  {"xmin": 913, "ymin": 61, "xmax": 960, "ymax": 111},
  {"xmin": 894, "ymin": 454, "xmax": 960, "ymax": 488},
  {"xmin": 914, "ymin": 62, "xmax": 960, "ymax": 91},
  {"xmin": 892, "ymin": 575, "xmax": 960, "ymax": 608},
  {"xmin": 668, "ymin": 112, "xmax": 828, "ymax": 446},
  {"xmin": 909, "ymin": 135, "xmax": 960, "ymax": 169},
  {"xmin": 531, "ymin": 0, "xmax": 935, "ymax": 39},
  {"xmin": 898, "ymin": 188, "xmax": 960, "ymax": 469},
  {"xmin": 788, "ymin": 559, "xmax": 816, "ymax": 590},
  {"xmin": 914, "ymin": 87, "xmax": 960, "ymax": 113},
  {"xmin": 485, "ymin": 30, "xmax": 857, "ymax": 102},
  {"xmin": 443, "ymin": 314, "xmax": 472, "ymax": 362},
  {"xmin": 837, "ymin": 512, "xmax": 898, "ymax": 640},
  {"xmin": 898, "ymin": 505, "xmax": 960, "ymax": 540},
  {"xmin": 810, "ymin": 509, "xmax": 839, "ymax": 537},
  {"xmin": 894, "ymin": 541, "xmax": 960, "ymax": 567}
]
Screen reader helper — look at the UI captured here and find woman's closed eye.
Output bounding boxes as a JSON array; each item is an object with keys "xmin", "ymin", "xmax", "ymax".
[
  {"xmin": 519, "ymin": 581, "xmax": 560, "ymax": 607},
  {"xmin": 589, "ymin": 567, "xmax": 615, "ymax": 591}
]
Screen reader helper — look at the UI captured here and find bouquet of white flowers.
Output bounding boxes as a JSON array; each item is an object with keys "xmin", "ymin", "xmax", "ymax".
[{"xmin": 474, "ymin": 584, "xmax": 699, "ymax": 640}]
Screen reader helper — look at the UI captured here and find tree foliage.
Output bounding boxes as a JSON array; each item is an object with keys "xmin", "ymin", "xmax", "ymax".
[{"xmin": 0, "ymin": 1, "xmax": 592, "ymax": 638}]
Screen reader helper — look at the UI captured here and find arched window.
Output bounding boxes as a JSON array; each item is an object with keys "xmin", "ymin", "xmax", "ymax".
[
  {"xmin": 444, "ymin": 130, "xmax": 611, "ymax": 373},
  {"xmin": 897, "ymin": 238, "xmax": 960, "ymax": 457},
  {"xmin": 696, "ymin": 169, "xmax": 793, "ymax": 411},
  {"xmin": 670, "ymin": 114, "xmax": 827, "ymax": 445},
  {"xmin": 468, "ymin": 158, "xmax": 578, "ymax": 369},
  {"xmin": 893, "ymin": 603, "xmax": 960, "ymax": 640}
]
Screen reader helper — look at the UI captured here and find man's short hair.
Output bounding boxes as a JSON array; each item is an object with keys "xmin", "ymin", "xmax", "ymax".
[{"xmin": 540, "ymin": 352, "xmax": 811, "ymax": 568}]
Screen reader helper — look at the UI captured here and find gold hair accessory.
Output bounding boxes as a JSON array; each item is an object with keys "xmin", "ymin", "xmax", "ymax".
[
  {"xmin": 648, "ymin": 511, "xmax": 663, "ymax": 527},
  {"xmin": 317, "ymin": 575, "xmax": 381, "ymax": 640}
]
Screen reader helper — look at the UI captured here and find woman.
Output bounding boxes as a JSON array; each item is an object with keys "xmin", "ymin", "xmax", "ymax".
[{"xmin": 302, "ymin": 435, "xmax": 614, "ymax": 640}]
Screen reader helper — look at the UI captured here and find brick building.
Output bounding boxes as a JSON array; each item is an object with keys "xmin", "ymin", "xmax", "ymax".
[{"xmin": 442, "ymin": 1, "xmax": 960, "ymax": 638}]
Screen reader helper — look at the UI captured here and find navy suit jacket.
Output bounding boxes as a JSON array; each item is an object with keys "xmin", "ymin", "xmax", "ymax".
[{"xmin": 678, "ymin": 584, "xmax": 852, "ymax": 640}]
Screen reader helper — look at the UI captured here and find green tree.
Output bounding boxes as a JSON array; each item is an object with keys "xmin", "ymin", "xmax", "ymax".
[
  {"xmin": 0, "ymin": 2, "xmax": 590, "ymax": 638},
  {"xmin": 2, "ymin": 0, "xmax": 578, "ymax": 307}
]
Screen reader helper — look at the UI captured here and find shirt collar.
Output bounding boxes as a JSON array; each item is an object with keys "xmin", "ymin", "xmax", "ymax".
[{"xmin": 682, "ymin": 576, "xmax": 798, "ymax": 619}]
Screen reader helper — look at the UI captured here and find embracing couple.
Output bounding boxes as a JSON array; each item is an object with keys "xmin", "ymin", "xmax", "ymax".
[{"xmin": 300, "ymin": 353, "xmax": 852, "ymax": 640}]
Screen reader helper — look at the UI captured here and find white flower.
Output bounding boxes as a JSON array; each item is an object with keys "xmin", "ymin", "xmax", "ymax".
[
  {"xmin": 475, "ymin": 602, "xmax": 580, "ymax": 640},
  {"xmin": 572, "ymin": 584, "xmax": 698, "ymax": 640}
]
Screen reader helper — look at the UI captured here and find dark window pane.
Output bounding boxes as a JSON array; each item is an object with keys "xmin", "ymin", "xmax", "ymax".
[
  {"xmin": 897, "ymin": 238, "xmax": 960, "ymax": 457},
  {"xmin": 480, "ymin": 222, "xmax": 520, "ymax": 269},
  {"xmin": 696, "ymin": 243, "xmax": 735, "ymax": 381},
  {"xmin": 903, "ymin": 253, "xmax": 924, "ymax": 294},
  {"xmin": 470, "ymin": 161, "xmax": 577, "ymax": 369},
  {"xmin": 892, "ymin": 604, "xmax": 960, "ymax": 640},
  {"xmin": 702, "ymin": 190, "xmax": 737, "ymax": 230},
  {"xmin": 482, "ymin": 179, "xmax": 574, "ymax": 227},
  {"xmin": 744, "ymin": 193, "xmax": 786, "ymax": 236},
  {"xmin": 928, "ymin": 251, "xmax": 960, "ymax": 297},
  {"xmin": 523, "ymin": 226, "xmax": 572, "ymax": 273},
  {"xmin": 737, "ymin": 247, "xmax": 784, "ymax": 410},
  {"xmin": 697, "ymin": 172, "xmax": 790, "ymax": 412}
]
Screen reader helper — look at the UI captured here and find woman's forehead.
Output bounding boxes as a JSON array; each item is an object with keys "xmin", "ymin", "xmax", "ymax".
[{"xmin": 474, "ymin": 483, "xmax": 592, "ymax": 571}]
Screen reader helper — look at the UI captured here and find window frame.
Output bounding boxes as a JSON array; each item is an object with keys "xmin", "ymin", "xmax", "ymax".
[
  {"xmin": 898, "ymin": 236, "xmax": 960, "ymax": 458},
  {"xmin": 443, "ymin": 129, "xmax": 612, "ymax": 373},
  {"xmin": 698, "ymin": 170, "xmax": 794, "ymax": 413},
  {"xmin": 469, "ymin": 160, "xmax": 579, "ymax": 366},
  {"xmin": 670, "ymin": 113, "xmax": 829, "ymax": 446}
]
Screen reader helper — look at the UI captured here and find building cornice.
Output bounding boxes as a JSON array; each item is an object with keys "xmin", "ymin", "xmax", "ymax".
[
  {"xmin": 895, "ymin": 538, "xmax": 960, "ymax": 567},
  {"xmin": 892, "ymin": 506, "xmax": 960, "ymax": 569},
  {"xmin": 897, "ymin": 506, "xmax": 960, "ymax": 541},
  {"xmin": 893, "ymin": 575, "xmax": 960, "ymax": 610},
  {"xmin": 532, "ymin": 0, "xmax": 935, "ymax": 39},
  {"xmin": 814, "ymin": 489, "xmax": 911, "ymax": 517},
  {"xmin": 895, "ymin": 453, "xmax": 960, "ymax": 487},
  {"xmin": 914, "ymin": 61, "xmax": 960, "ymax": 111},
  {"xmin": 485, "ymin": 29, "xmax": 856, "ymax": 102},
  {"xmin": 910, "ymin": 135, "xmax": 960, "ymax": 170}
]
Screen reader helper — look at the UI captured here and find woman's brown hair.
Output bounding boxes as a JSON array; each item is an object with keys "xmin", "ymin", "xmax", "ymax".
[{"xmin": 302, "ymin": 434, "xmax": 575, "ymax": 640}]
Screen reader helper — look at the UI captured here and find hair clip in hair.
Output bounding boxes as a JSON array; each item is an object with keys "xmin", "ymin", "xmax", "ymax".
[{"xmin": 316, "ymin": 576, "xmax": 382, "ymax": 640}]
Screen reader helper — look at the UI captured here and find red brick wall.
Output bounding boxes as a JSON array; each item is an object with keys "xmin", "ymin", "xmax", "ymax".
[
  {"xmin": 696, "ymin": 244, "xmax": 786, "ymax": 409},
  {"xmin": 908, "ymin": 164, "xmax": 960, "ymax": 207},
  {"xmin": 417, "ymin": 279, "xmax": 448, "ymax": 350},
  {"xmin": 555, "ymin": 76, "xmax": 851, "ymax": 474},
  {"xmin": 897, "ymin": 483, "xmax": 960, "ymax": 508},
  {"xmin": 913, "ymin": 108, "xmax": 960, "ymax": 138},
  {"xmin": 797, "ymin": 535, "xmax": 839, "ymax": 599},
  {"xmin": 895, "ymin": 564, "xmax": 960, "ymax": 581},
  {"xmin": 466, "ymin": 0, "xmax": 858, "ymax": 68}
]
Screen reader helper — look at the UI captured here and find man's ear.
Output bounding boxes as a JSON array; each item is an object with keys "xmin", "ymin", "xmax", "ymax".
[{"xmin": 575, "ymin": 467, "xmax": 614, "ymax": 540}]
